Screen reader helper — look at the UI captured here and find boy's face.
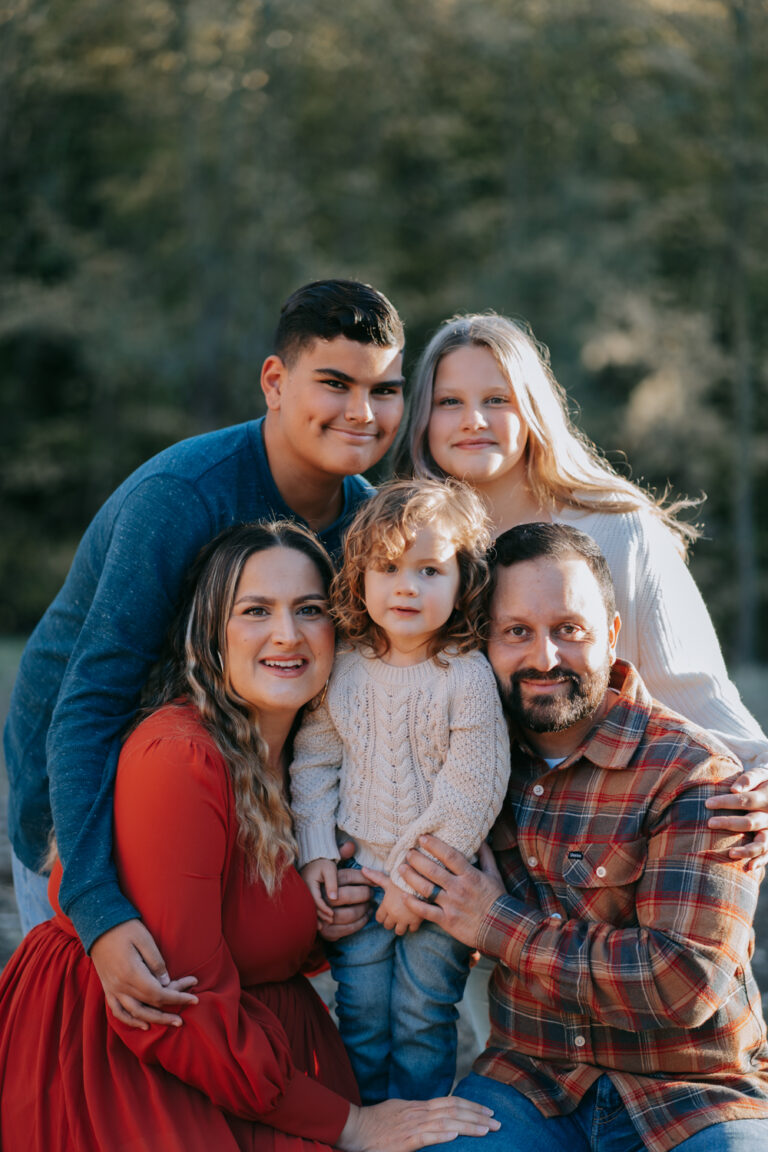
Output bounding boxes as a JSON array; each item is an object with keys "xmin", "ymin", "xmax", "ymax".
[{"xmin": 261, "ymin": 336, "xmax": 405, "ymax": 479}]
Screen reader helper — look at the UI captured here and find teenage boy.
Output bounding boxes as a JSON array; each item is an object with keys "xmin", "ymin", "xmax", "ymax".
[{"xmin": 4, "ymin": 279, "xmax": 404, "ymax": 1026}]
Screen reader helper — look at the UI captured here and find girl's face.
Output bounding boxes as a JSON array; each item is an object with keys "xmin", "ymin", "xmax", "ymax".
[
  {"xmin": 225, "ymin": 546, "xmax": 335, "ymax": 720},
  {"xmin": 363, "ymin": 523, "xmax": 461, "ymax": 666},
  {"xmin": 427, "ymin": 344, "xmax": 529, "ymax": 491}
]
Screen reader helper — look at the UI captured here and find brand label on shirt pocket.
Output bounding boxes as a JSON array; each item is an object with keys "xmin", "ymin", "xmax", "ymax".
[{"xmin": 562, "ymin": 838, "xmax": 647, "ymax": 887}]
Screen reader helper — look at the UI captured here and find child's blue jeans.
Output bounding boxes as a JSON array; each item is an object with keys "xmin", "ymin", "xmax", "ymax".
[{"xmin": 324, "ymin": 880, "xmax": 472, "ymax": 1103}]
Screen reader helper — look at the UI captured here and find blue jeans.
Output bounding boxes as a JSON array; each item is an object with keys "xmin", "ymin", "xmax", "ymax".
[
  {"xmin": 325, "ymin": 882, "xmax": 471, "ymax": 1103},
  {"xmin": 11, "ymin": 849, "xmax": 54, "ymax": 934},
  {"xmin": 436, "ymin": 1072, "xmax": 768, "ymax": 1151}
]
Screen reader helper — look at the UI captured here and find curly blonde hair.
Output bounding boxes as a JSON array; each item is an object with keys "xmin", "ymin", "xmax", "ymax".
[
  {"xmin": 142, "ymin": 520, "xmax": 335, "ymax": 894},
  {"xmin": 333, "ymin": 478, "xmax": 492, "ymax": 661},
  {"xmin": 393, "ymin": 312, "xmax": 699, "ymax": 554}
]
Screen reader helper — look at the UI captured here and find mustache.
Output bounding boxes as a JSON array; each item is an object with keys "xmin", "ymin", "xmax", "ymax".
[{"xmin": 510, "ymin": 667, "xmax": 580, "ymax": 685}]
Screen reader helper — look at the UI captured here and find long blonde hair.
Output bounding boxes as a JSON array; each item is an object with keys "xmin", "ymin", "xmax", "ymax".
[
  {"xmin": 144, "ymin": 520, "xmax": 335, "ymax": 893},
  {"xmin": 394, "ymin": 313, "xmax": 699, "ymax": 552}
]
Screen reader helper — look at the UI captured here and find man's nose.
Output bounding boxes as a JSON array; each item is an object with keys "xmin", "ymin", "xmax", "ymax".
[{"xmin": 528, "ymin": 633, "xmax": 560, "ymax": 670}]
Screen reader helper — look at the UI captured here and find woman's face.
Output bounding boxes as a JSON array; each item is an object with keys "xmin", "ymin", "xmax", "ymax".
[
  {"xmin": 427, "ymin": 344, "xmax": 528, "ymax": 490},
  {"xmin": 225, "ymin": 546, "xmax": 335, "ymax": 720}
]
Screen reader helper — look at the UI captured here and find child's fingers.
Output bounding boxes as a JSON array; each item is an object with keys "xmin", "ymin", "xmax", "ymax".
[
  {"xmin": 320, "ymin": 862, "xmax": 338, "ymax": 902},
  {"xmin": 308, "ymin": 879, "xmax": 335, "ymax": 921}
]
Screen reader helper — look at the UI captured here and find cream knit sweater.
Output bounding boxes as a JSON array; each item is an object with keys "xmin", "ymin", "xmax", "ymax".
[
  {"xmin": 290, "ymin": 648, "xmax": 510, "ymax": 891},
  {"xmin": 556, "ymin": 505, "xmax": 768, "ymax": 769}
]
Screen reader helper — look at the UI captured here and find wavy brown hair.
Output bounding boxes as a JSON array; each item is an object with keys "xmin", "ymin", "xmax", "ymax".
[
  {"xmin": 143, "ymin": 520, "xmax": 335, "ymax": 893},
  {"xmin": 333, "ymin": 478, "xmax": 492, "ymax": 662}
]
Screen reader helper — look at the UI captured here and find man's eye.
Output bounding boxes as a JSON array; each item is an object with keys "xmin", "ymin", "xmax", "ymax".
[
  {"xmin": 559, "ymin": 624, "xmax": 583, "ymax": 637},
  {"xmin": 373, "ymin": 385, "xmax": 400, "ymax": 397},
  {"xmin": 322, "ymin": 378, "xmax": 348, "ymax": 390}
]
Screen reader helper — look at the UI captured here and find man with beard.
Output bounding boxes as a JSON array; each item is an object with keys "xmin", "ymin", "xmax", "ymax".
[{"xmin": 397, "ymin": 523, "xmax": 768, "ymax": 1151}]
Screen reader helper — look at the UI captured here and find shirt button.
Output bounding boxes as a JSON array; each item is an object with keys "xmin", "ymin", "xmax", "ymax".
[
  {"xmin": 551, "ymin": 913, "xmax": 562, "ymax": 920},
  {"xmin": 574, "ymin": 1035, "xmax": 586, "ymax": 1047},
  {"xmin": 527, "ymin": 856, "xmax": 538, "ymax": 868},
  {"xmin": 595, "ymin": 866, "xmax": 607, "ymax": 878},
  {"xmin": 532, "ymin": 784, "xmax": 544, "ymax": 796}
]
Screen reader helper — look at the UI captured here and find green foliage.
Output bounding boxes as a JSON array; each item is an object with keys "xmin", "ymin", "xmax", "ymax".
[{"xmin": 1, "ymin": 0, "xmax": 766, "ymax": 655}]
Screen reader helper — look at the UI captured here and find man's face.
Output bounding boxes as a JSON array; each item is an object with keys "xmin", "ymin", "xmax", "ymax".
[
  {"xmin": 487, "ymin": 555, "xmax": 620, "ymax": 737},
  {"xmin": 261, "ymin": 336, "xmax": 404, "ymax": 479}
]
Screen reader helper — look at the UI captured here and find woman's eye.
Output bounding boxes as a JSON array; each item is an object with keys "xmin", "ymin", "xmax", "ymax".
[
  {"xmin": 244, "ymin": 606, "xmax": 268, "ymax": 617},
  {"xmin": 434, "ymin": 396, "xmax": 459, "ymax": 407},
  {"xmin": 486, "ymin": 395, "xmax": 509, "ymax": 405},
  {"xmin": 298, "ymin": 604, "xmax": 326, "ymax": 617}
]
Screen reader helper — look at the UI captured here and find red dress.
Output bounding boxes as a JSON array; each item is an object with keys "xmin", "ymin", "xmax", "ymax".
[{"xmin": 0, "ymin": 704, "xmax": 359, "ymax": 1151}]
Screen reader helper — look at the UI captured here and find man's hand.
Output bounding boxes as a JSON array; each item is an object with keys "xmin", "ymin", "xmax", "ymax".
[
  {"xmin": 361, "ymin": 868, "xmax": 424, "ymax": 935},
  {"xmin": 706, "ymin": 764, "xmax": 768, "ymax": 868},
  {"xmin": 398, "ymin": 836, "xmax": 505, "ymax": 948},
  {"xmin": 317, "ymin": 840, "xmax": 373, "ymax": 943},
  {"xmin": 90, "ymin": 919, "xmax": 198, "ymax": 1030}
]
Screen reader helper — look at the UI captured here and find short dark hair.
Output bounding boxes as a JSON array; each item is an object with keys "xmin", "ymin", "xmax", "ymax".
[
  {"xmin": 273, "ymin": 279, "xmax": 404, "ymax": 365},
  {"xmin": 490, "ymin": 522, "xmax": 617, "ymax": 621}
]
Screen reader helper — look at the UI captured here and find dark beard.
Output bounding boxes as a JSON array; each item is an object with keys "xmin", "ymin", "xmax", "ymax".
[{"xmin": 497, "ymin": 662, "xmax": 611, "ymax": 733}]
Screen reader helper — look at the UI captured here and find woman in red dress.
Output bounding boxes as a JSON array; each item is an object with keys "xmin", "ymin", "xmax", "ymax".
[{"xmin": 0, "ymin": 521, "xmax": 497, "ymax": 1152}]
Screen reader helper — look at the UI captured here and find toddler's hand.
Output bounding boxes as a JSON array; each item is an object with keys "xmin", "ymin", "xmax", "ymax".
[
  {"xmin": 374, "ymin": 877, "xmax": 424, "ymax": 936},
  {"xmin": 301, "ymin": 858, "xmax": 339, "ymax": 924}
]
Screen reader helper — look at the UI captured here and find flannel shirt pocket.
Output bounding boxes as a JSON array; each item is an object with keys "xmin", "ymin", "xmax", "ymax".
[{"xmin": 561, "ymin": 838, "xmax": 647, "ymax": 923}]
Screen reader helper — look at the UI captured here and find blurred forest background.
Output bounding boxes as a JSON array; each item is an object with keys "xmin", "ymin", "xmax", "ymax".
[{"xmin": 1, "ymin": 0, "xmax": 767, "ymax": 665}]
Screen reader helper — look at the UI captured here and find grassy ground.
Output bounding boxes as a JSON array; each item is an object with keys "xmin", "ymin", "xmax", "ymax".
[{"xmin": 1, "ymin": 639, "xmax": 767, "ymax": 1078}]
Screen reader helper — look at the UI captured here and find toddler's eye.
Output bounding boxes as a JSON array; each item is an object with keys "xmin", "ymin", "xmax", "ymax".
[{"xmin": 421, "ymin": 566, "xmax": 439, "ymax": 577}]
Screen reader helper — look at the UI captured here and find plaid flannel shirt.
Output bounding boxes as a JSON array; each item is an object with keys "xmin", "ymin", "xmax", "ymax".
[{"xmin": 475, "ymin": 660, "xmax": 768, "ymax": 1152}]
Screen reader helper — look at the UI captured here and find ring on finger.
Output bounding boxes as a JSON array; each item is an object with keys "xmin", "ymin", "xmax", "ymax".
[{"xmin": 425, "ymin": 883, "xmax": 442, "ymax": 905}]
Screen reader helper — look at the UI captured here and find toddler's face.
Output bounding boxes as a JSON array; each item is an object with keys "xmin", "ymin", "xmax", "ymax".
[{"xmin": 363, "ymin": 524, "xmax": 461, "ymax": 667}]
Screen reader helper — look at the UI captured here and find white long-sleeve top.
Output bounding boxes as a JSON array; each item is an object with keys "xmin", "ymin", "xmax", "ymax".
[
  {"xmin": 555, "ymin": 504, "xmax": 768, "ymax": 769},
  {"xmin": 290, "ymin": 647, "xmax": 510, "ymax": 892}
]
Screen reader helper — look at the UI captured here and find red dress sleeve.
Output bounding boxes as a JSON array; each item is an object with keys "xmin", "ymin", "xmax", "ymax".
[{"xmin": 109, "ymin": 707, "xmax": 352, "ymax": 1143}]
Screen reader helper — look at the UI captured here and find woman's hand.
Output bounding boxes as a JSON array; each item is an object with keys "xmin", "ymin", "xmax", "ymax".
[
  {"xmin": 338, "ymin": 1097, "xmax": 499, "ymax": 1152},
  {"xmin": 706, "ymin": 764, "xmax": 768, "ymax": 868},
  {"xmin": 90, "ymin": 919, "xmax": 198, "ymax": 1029},
  {"xmin": 317, "ymin": 841, "xmax": 373, "ymax": 942}
]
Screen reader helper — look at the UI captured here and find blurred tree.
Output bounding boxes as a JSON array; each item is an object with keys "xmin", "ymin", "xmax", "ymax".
[{"xmin": 0, "ymin": 0, "xmax": 766, "ymax": 655}]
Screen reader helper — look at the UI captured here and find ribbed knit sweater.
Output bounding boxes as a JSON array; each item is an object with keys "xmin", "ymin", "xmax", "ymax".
[
  {"xmin": 290, "ymin": 648, "xmax": 510, "ymax": 891},
  {"xmin": 554, "ymin": 505, "xmax": 767, "ymax": 770}
]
